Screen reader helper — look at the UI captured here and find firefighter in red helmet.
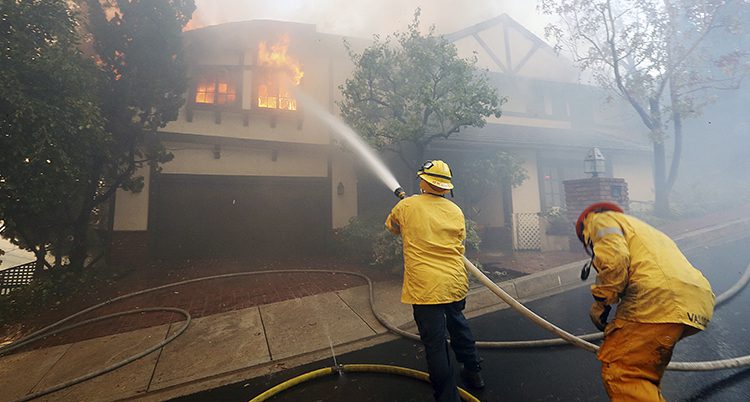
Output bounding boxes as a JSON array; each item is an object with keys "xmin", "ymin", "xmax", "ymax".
[{"xmin": 576, "ymin": 202, "xmax": 715, "ymax": 401}]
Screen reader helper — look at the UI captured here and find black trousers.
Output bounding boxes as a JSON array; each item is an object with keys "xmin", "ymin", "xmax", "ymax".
[{"xmin": 413, "ymin": 299, "xmax": 481, "ymax": 402}]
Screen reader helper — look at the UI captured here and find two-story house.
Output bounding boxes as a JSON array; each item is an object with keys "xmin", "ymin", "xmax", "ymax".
[{"xmin": 110, "ymin": 16, "xmax": 653, "ymax": 260}]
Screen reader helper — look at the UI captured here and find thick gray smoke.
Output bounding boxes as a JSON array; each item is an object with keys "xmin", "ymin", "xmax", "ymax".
[
  {"xmin": 191, "ymin": 0, "xmax": 750, "ymax": 215},
  {"xmin": 192, "ymin": 0, "xmax": 548, "ymax": 38}
]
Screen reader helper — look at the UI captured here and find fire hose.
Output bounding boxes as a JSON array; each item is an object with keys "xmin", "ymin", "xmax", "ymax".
[
  {"xmin": 247, "ymin": 364, "xmax": 480, "ymax": 402},
  {"xmin": 2, "ymin": 242, "xmax": 749, "ymax": 400}
]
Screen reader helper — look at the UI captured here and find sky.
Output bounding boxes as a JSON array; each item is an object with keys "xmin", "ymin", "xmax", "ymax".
[{"xmin": 191, "ymin": 0, "xmax": 551, "ymax": 40}]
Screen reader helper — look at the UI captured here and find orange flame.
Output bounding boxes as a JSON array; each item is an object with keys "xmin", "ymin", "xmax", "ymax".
[
  {"xmin": 257, "ymin": 35, "xmax": 304, "ymax": 85},
  {"xmin": 256, "ymin": 35, "xmax": 303, "ymax": 111},
  {"xmin": 183, "ymin": 11, "xmax": 204, "ymax": 32}
]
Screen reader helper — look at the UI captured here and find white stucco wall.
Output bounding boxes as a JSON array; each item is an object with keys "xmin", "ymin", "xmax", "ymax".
[
  {"xmin": 161, "ymin": 141, "xmax": 327, "ymax": 177},
  {"xmin": 451, "ymin": 24, "xmax": 578, "ymax": 83},
  {"xmin": 475, "ymin": 187, "xmax": 505, "ymax": 227},
  {"xmin": 610, "ymin": 153, "xmax": 654, "ymax": 204},
  {"xmin": 113, "ymin": 166, "xmax": 151, "ymax": 231},
  {"xmin": 511, "ymin": 150, "xmax": 541, "ymax": 213},
  {"xmin": 331, "ymin": 151, "xmax": 358, "ymax": 228}
]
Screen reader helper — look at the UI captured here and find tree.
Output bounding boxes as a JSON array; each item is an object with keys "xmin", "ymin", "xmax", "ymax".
[
  {"xmin": 1, "ymin": 0, "xmax": 108, "ymax": 270},
  {"xmin": 0, "ymin": 0, "xmax": 195, "ymax": 270},
  {"xmin": 540, "ymin": 0, "xmax": 749, "ymax": 216},
  {"xmin": 457, "ymin": 151, "xmax": 528, "ymax": 221},
  {"xmin": 338, "ymin": 9, "xmax": 505, "ymax": 184}
]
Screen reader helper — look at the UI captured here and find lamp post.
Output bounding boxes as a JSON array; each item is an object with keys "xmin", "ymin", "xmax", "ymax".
[{"xmin": 584, "ymin": 147, "xmax": 606, "ymax": 178}]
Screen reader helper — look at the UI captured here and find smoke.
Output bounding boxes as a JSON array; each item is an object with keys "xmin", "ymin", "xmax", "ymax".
[{"xmin": 192, "ymin": 0, "xmax": 549, "ymax": 39}]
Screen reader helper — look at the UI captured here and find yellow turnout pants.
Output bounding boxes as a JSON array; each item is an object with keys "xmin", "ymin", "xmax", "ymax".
[{"xmin": 598, "ymin": 319, "xmax": 686, "ymax": 401}]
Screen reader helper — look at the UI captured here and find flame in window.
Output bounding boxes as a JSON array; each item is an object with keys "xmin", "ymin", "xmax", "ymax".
[
  {"xmin": 257, "ymin": 35, "xmax": 303, "ymax": 111},
  {"xmin": 195, "ymin": 76, "xmax": 236, "ymax": 105}
]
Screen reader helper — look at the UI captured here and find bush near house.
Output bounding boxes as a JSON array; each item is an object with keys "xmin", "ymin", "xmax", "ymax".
[
  {"xmin": 333, "ymin": 214, "xmax": 482, "ymax": 269},
  {"xmin": 0, "ymin": 264, "xmax": 128, "ymax": 329},
  {"xmin": 541, "ymin": 207, "xmax": 570, "ymax": 236}
]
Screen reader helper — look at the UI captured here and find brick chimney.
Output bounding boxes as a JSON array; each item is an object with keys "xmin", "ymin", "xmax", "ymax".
[{"xmin": 563, "ymin": 177, "xmax": 629, "ymax": 223}]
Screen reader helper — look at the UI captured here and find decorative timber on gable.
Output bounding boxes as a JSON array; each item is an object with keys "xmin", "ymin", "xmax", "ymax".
[{"xmin": 445, "ymin": 14, "xmax": 576, "ymax": 82}]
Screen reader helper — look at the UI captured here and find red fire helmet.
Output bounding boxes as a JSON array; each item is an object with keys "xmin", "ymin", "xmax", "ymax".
[{"xmin": 575, "ymin": 202, "xmax": 624, "ymax": 243}]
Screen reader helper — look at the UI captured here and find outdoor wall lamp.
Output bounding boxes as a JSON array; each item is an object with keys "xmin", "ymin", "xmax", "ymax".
[
  {"xmin": 337, "ymin": 181, "xmax": 345, "ymax": 195},
  {"xmin": 213, "ymin": 144, "xmax": 221, "ymax": 159},
  {"xmin": 584, "ymin": 147, "xmax": 606, "ymax": 178}
]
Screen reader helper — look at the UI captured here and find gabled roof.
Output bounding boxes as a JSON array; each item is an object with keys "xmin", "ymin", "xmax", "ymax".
[
  {"xmin": 444, "ymin": 14, "xmax": 548, "ymax": 48},
  {"xmin": 444, "ymin": 14, "xmax": 578, "ymax": 82}
]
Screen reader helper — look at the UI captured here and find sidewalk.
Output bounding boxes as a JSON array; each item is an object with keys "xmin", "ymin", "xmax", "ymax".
[{"xmin": 1, "ymin": 214, "xmax": 749, "ymax": 402}]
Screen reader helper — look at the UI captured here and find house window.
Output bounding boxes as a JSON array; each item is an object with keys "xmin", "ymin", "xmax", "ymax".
[
  {"xmin": 256, "ymin": 72, "xmax": 297, "ymax": 111},
  {"xmin": 526, "ymin": 87, "xmax": 546, "ymax": 116},
  {"xmin": 255, "ymin": 36, "xmax": 303, "ymax": 112},
  {"xmin": 193, "ymin": 72, "xmax": 238, "ymax": 106}
]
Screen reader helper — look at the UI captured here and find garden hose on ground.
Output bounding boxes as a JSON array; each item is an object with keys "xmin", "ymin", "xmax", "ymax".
[
  {"xmin": 0, "ymin": 270, "xmax": 370, "ymax": 401},
  {"xmin": 2, "ymin": 253, "xmax": 750, "ymax": 401},
  {"xmin": 248, "ymin": 364, "xmax": 480, "ymax": 402},
  {"xmin": 7, "ymin": 308, "xmax": 191, "ymax": 402},
  {"xmin": 461, "ymin": 256, "xmax": 750, "ymax": 371}
]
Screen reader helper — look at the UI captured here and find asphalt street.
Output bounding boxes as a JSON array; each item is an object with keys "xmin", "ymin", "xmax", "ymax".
[{"xmin": 174, "ymin": 237, "xmax": 750, "ymax": 402}]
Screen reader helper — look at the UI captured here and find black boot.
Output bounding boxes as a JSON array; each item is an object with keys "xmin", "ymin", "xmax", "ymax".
[{"xmin": 461, "ymin": 368, "xmax": 485, "ymax": 389}]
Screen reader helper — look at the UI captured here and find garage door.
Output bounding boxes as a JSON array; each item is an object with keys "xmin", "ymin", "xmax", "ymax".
[{"xmin": 151, "ymin": 174, "xmax": 330, "ymax": 258}]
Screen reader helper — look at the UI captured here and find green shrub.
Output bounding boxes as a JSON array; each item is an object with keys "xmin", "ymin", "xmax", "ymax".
[
  {"xmin": 333, "ymin": 214, "xmax": 401, "ymax": 267},
  {"xmin": 0, "ymin": 264, "xmax": 128, "ymax": 328},
  {"xmin": 333, "ymin": 214, "xmax": 482, "ymax": 268},
  {"xmin": 541, "ymin": 207, "xmax": 570, "ymax": 235},
  {"xmin": 464, "ymin": 218, "xmax": 482, "ymax": 254}
]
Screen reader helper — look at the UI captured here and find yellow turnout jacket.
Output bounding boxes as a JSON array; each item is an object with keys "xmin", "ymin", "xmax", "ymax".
[
  {"xmin": 385, "ymin": 194, "xmax": 468, "ymax": 305},
  {"xmin": 584, "ymin": 211, "xmax": 715, "ymax": 331}
]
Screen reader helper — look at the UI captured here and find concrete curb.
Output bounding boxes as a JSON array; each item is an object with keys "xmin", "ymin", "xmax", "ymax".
[
  {"xmin": 480, "ymin": 217, "xmax": 750, "ymax": 311},
  {"xmin": 124, "ymin": 217, "xmax": 750, "ymax": 401},
  {"xmin": 3, "ymin": 217, "xmax": 744, "ymax": 401}
]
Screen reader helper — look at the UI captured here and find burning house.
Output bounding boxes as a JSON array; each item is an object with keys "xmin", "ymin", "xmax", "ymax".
[
  {"xmin": 110, "ymin": 21, "xmax": 366, "ymax": 259},
  {"xmin": 110, "ymin": 16, "xmax": 652, "ymax": 260}
]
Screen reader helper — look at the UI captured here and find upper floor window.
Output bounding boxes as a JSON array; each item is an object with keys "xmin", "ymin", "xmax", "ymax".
[
  {"xmin": 257, "ymin": 71, "xmax": 297, "ymax": 111},
  {"xmin": 256, "ymin": 36, "xmax": 303, "ymax": 112},
  {"xmin": 193, "ymin": 71, "xmax": 239, "ymax": 106}
]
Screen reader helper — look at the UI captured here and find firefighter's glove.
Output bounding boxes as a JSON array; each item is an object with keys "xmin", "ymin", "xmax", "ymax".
[{"xmin": 589, "ymin": 301, "xmax": 611, "ymax": 331}]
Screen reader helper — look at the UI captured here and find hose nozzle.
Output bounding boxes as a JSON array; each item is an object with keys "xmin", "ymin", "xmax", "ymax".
[
  {"xmin": 333, "ymin": 364, "xmax": 345, "ymax": 375},
  {"xmin": 394, "ymin": 187, "xmax": 405, "ymax": 199}
]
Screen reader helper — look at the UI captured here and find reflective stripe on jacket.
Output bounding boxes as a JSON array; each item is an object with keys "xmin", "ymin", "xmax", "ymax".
[
  {"xmin": 584, "ymin": 211, "xmax": 715, "ymax": 331},
  {"xmin": 385, "ymin": 194, "xmax": 468, "ymax": 305}
]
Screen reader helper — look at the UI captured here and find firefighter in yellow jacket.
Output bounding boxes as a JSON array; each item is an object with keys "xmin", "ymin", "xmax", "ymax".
[
  {"xmin": 386, "ymin": 160, "xmax": 483, "ymax": 402},
  {"xmin": 576, "ymin": 202, "xmax": 715, "ymax": 402}
]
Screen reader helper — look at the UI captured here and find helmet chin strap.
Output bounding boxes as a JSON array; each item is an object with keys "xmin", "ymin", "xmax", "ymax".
[{"xmin": 581, "ymin": 239, "xmax": 595, "ymax": 280}]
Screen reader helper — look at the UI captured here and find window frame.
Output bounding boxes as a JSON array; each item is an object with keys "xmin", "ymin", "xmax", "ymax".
[
  {"xmin": 251, "ymin": 66, "xmax": 301, "ymax": 113},
  {"xmin": 189, "ymin": 67, "xmax": 243, "ymax": 110}
]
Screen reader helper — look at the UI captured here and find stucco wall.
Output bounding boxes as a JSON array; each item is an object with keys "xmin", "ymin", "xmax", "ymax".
[
  {"xmin": 113, "ymin": 166, "xmax": 151, "ymax": 231},
  {"xmin": 161, "ymin": 141, "xmax": 328, "ymax": 177},
  {"xmin": 451, "ymin": 27, "xmax": 578, "ymax": 83},
  {"xmin": 511, "ymin": 150, "xmax": 541, "ymax": 213},
  {"xmin": 610, "ymin": 153, "xmax": 654, "ymax": 204},
  {"xmin": 331, "ymin": 151, "xmax": 358, "ymax": 228},
  {"xmin": 475, "ymin": 187, "xmax": 505, "ymax": 227}
]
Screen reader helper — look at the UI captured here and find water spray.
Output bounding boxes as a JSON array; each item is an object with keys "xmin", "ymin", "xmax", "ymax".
[
  {"xmin": 293, "ymin": 84, "xmax": 750, "ymax": 368},
  {"xmin": 289, "ymin": 86, "xmax": 403, "ymax": 196}
]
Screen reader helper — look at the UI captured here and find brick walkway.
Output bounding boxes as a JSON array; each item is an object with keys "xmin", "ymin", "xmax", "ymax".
[
  {"xmin": 4, "ymin": 202, "xmax": 749, "ymax": 353},
  {"xmin": 3, "ymin": 258, "xmax": 400, "ymax": 352}
]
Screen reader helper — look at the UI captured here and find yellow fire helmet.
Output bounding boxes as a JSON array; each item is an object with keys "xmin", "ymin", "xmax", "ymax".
[{"xmin": 417, "ymin": 160, "xmax": 454, "ymax": 190}]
